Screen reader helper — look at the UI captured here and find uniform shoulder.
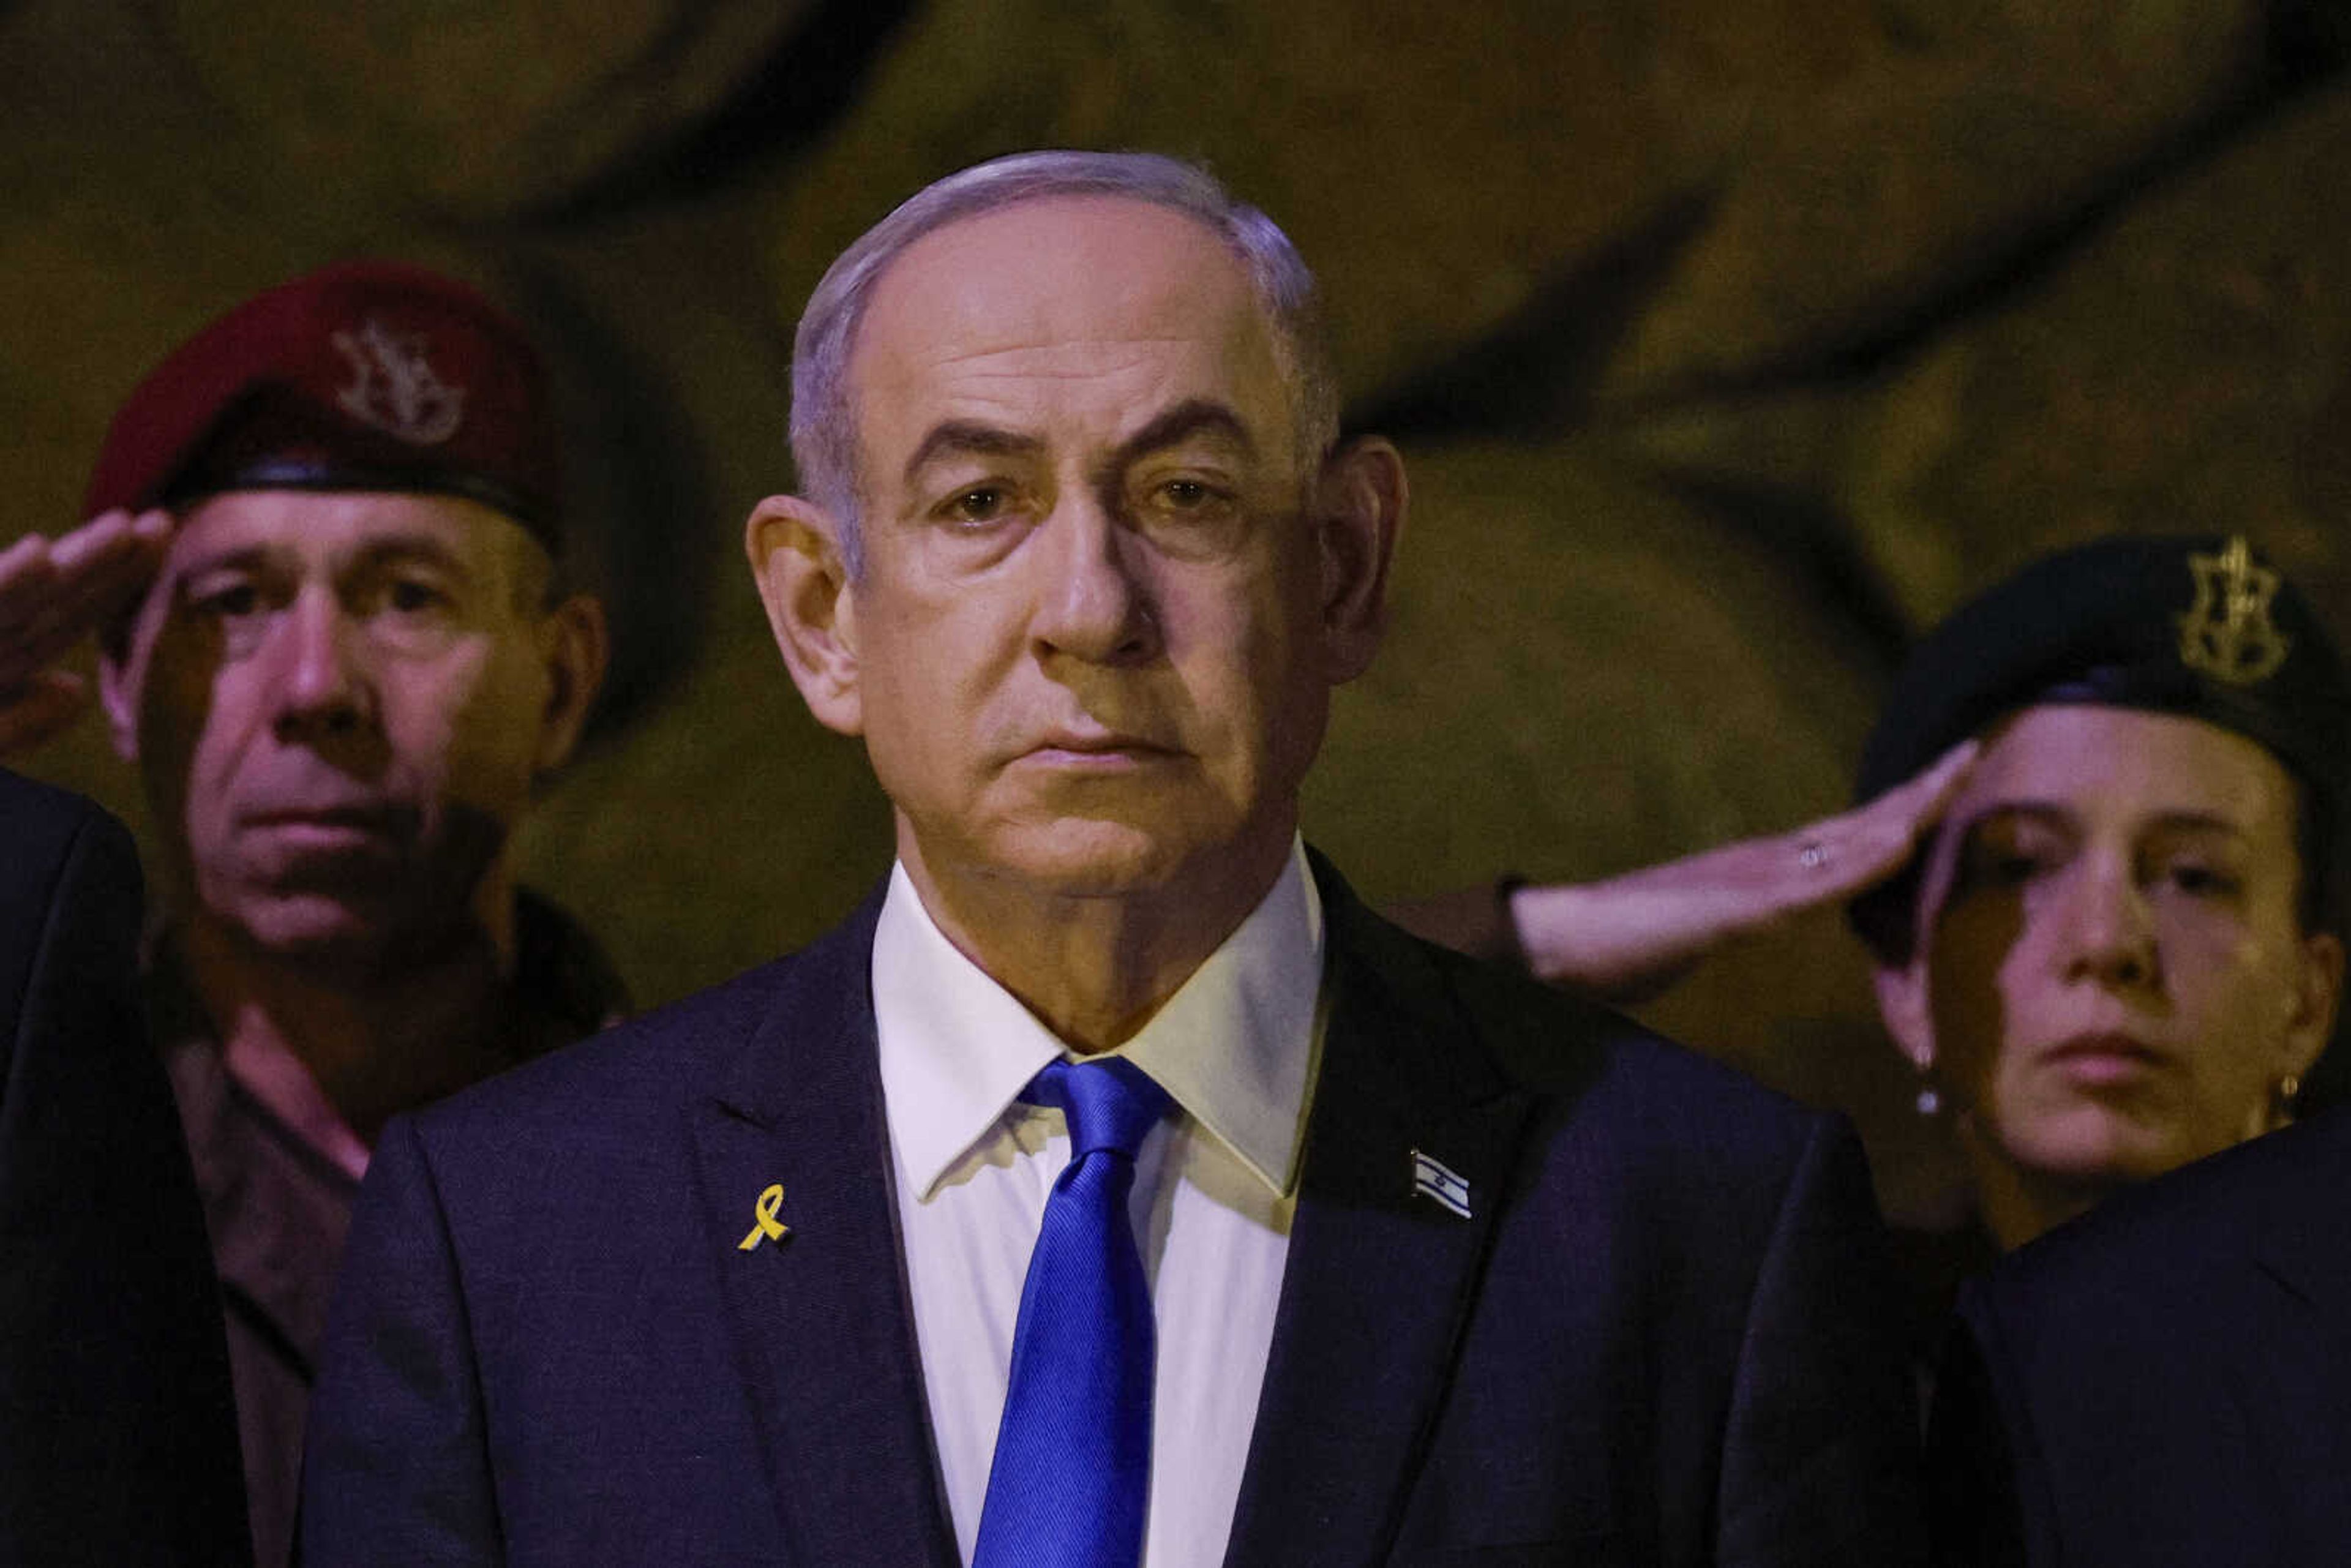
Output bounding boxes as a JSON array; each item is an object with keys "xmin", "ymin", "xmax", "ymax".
[{"xmin": 1976, "ymin": 1108, "xmax": 2351, "ymax": 1327}]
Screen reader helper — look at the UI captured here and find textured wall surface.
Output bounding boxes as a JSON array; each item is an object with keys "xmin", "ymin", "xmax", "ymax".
[{"xmin": 8, "ymin": 0, "xmax": 2347, "ymax": 1217}]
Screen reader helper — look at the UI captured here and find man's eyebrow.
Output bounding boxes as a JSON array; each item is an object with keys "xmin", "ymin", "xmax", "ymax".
[
  {"xmin": 173, "ymin": 544, "xmax": 277, "ymax": 579},
  {"xmin": 174, "ymin": 536, "xmax": 479, "ymax": 592},
  {"xmin": 351, "ymin": 535, "xmax": 471, "ymax": 573},
  {"xmin": 1109, "ymin": 400, "xmax": 1256, "ymax": 469},
  {"xmin": 901, "ymin": 422, "xmax": 1046, "ymax": 486}
]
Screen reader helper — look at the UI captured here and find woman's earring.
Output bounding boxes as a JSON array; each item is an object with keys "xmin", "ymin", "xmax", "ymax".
[{"xmin": 2273, "ymin": 1073, "xmax": 2302, "ymax": 1122}]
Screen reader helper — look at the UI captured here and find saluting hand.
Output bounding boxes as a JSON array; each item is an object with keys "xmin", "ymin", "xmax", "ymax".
[
  {"xmin": 0, "ymin": 509, "xmax": 173, "ymax": 754},
  {"xmin": 1507, "ymin": 739, "xmax": 1979, "ymax": 1001}
]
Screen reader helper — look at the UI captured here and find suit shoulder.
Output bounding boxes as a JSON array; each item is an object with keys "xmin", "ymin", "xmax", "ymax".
[
  {"xmin": 0, "ymin": 768, "xmax": 134, "ymax": 886},
  {"xmin": 1342, "ymin": 895, "xmax": 1831, "ymax": 1173},
  {"xmin": 0, "ymin": 772, "xmax": 141, "ymax": 1035},
  {"xmin": 0, "ymin": 765, "xmax": 111, "ymax": 827},
  {"xmin": 1446, "ymin": 924, "xmax": 1814, "ymax": 1115},
  {"xmin": 405, "ymin": 951, "xmax": 808, "ymax": 1146}
]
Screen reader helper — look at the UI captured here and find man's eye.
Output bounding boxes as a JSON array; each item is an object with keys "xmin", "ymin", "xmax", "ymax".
[
  {"xmin": 1130, "ymin": 476, "xmax": 1245, "ymax": 559},
  {"xmin": 2164, "ymin": 861, "xmax": 2242, "ymax": 899},
  {"xmin": 1143, "ymin": 476, "xmax": 1234, "ymax": 515},
  {"xmin": 944, "ymin": 486, "xmax": 1009, "ymax": 525},
  {"xmin": 193, "ymin": 582, "xmax": 262, "ymax": 619},
  {"xmin": 386, "ymin": 579, "xmax": 447, "ymax": 613},
  {"xmin": 1985, "ymin": 853, "xmax": 2044, "ymax": 887}
]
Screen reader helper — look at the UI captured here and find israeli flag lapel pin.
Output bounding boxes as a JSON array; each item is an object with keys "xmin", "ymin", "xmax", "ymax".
[{"xmin": 1411, "ymin": 1148, "xmax": 1472, "ymax": 1219}]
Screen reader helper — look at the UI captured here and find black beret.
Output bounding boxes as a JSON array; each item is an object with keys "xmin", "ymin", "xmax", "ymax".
[{"xmin": 1855, "ymin": 535, "xmax": 2349, "ymax": 820}]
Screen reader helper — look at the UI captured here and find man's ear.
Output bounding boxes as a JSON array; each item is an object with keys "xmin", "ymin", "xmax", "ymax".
[
  {"xmin": 744, "ymin": 494, "xmax": 863, "ymax": 737},
  {"xmin": 1311, "ymin": 435, "xmax": 1406, "ymax": 684},
  {"xmin": 1873, "ymin": 959, "xmax": 1937, "ymax": 1076},
  {"xmin": 531, "ymin": 593, "xmax": 609, "ymax": 774},
  {"xmin": 2283, "ymin": 930, "xmax": 2344, "ymax": 1081}
]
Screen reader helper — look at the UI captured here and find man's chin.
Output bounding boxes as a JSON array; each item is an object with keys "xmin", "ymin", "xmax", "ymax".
[
  {"xmin": 945, "ymin": 812, "xmax": 1295, "ymax": 907},
  {"xmin": 221, "ymin": 889, "xmax": 482, "ymax": 978},
  {"xmin": 233, "ymin": 893, "xmax": 398, "ymax": 958},
  {"xmin": 967, "ymin": 816, "xmax": 1190, "ymax": 889}
]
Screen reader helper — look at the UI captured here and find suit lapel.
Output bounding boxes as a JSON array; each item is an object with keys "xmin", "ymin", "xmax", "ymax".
[
  {"xmin": 689, "ymin": 888, "xmax": 958, "ymax": 1568},
  {"xmin": 2240, "ymin": 1109, "xmax": 2351, "ymax": 1544},
  {"xmin": 1223, "ymin": 860, "xmax": 1541, "ymax": 1568}
]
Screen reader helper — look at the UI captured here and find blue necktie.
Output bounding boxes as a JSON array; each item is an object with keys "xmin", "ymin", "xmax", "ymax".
[{"xmin": 973, "ymin": 1056, "xmax": 1174, "ymax": 1568}]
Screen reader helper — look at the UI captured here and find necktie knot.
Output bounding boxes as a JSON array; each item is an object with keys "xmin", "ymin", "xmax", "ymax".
[{"xmin": 1021, "ymin": 1057, "xmax": 1172, "ymax": 1161}]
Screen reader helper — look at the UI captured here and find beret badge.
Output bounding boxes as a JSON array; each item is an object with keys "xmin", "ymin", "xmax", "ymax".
[
  {"xmin": 332, "ymin": 318, "xmax": 467, "ymax": 447},
  {"xmin": 2177, "ymin": 536, "xmax": 2291, "ymax": 688}
]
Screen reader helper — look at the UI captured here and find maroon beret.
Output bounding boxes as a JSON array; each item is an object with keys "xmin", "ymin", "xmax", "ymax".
[{"xmin": 84, "ymin": 260, "xmax": 562, "ymax": 552}]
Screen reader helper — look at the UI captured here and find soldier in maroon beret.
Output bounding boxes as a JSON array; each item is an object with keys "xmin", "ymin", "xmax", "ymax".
[{"xmin": 0, "ymin": 261, "xmax": 621, "ymax": 1567}]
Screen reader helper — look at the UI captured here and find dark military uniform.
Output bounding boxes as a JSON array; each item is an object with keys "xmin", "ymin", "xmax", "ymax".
[
  {"xmin": 157, "ymin": 890, "xmax": 625, "ymax": 1568},
  {"xmin": 75, "ymin": 258, "xmax": 598, "ymax": 1566}
]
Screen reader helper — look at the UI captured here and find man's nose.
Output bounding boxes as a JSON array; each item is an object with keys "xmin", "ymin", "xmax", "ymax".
[
  {"xmin": 266, "ymin": 589, "xmax": 375, "ymax": 740},
  {"xmin": 1029, "ymin": 497, "xmax": 1161, "ymax": 666},
  {"xmin": 2052, "ymin": 855, "xmax": 2159, "ymax": 989}
]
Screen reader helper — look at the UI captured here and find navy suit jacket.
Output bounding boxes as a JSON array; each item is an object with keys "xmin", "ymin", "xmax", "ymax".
[
  {"xmin": 304, "ymin": 859, "xmax": 1924, "ymax": 1566},
  {"xmin": 0, "ymin": 768, "xmax": 249, "ymax": 1566},
  {"xmin": 1932, "ymin": 1106, "xmax": 2351, "ymax": 1567}
]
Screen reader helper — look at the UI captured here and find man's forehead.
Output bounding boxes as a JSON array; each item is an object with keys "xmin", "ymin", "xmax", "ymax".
[
  {"xmin": 851, "ymin": 197, "xmax": 1282, "ymax": 413},
  {"xmin": 879, "ymin": 195, "xmax": 1250, "ymax": 308},
  {"xmin": 170, "ymin": 489, "xmax": 530, "ymax": 568}
]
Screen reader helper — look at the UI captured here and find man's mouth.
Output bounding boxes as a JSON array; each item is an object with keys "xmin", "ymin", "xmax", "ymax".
[
  {"xmin": 1022, "ymin": 726, "xmax": 1180, "ymax": 767},
  {"xmin": 238, "ymin": 804, "xmax": 409, "ymax": 850}
]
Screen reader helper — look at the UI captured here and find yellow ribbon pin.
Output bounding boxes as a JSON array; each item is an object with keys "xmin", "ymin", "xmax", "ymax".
[{"xmin": 738, "ymin": 1183, "xmax": 790, "ymax": 1251}]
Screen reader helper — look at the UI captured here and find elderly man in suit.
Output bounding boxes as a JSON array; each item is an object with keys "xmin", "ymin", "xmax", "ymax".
[{"xmin": 302, "ymin": 150, "xmax": 1925, "ymax": 1567}]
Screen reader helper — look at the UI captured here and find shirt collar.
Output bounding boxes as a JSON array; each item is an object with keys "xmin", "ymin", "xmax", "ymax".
[{"xmin": 873, "ymin": 839, "xmax": 1324, "ymax": 1202}]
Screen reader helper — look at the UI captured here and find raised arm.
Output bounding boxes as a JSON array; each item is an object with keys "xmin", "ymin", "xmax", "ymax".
[
  {"xmin": 0, "ymin": 509, "xmax": 172, "ymax": 753},
  {"xmin": 1387, "ymin": 741, "xmax": 1974, "ymax": 1001}
]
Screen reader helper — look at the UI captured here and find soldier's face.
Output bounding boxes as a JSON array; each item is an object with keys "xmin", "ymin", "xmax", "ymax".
[
  {"xmin": 104, "ymin": 489, "xmax": 589, "ymax": 967},
  {"xmin": 1886, "ymin": 705, "xmax": 2340, "ymax": 1211}
]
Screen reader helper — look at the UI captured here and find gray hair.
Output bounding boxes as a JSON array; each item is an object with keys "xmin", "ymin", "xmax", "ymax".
[{"xmin": 787, "ymin": 149, "xmax": 1341, "ymax": 575}]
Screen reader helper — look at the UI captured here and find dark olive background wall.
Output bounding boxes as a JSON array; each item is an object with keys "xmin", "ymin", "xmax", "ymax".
[{"xmin": 9, "ymin": 0, "xmax": 2350, "ymax": 1221}]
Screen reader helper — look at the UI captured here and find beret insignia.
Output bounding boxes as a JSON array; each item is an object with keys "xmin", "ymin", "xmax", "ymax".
[
  {"xmin": 2177, "ymin": 535, "xmax": 2290, "ymax": 687},
  {"xmin": 332, "ymin": 318, "xmax": 467, "ymax": 447}
]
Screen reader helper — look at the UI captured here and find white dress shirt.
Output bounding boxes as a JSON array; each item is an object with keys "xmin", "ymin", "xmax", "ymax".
[{"xmin": 874, "ymin": 840, "xmax": 1325, "ymax": 1568}]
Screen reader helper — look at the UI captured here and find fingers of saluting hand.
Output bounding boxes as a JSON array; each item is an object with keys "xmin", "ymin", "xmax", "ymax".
[
  {"xmin": 0, "ymin": 509, "xmax": 173, "ymax": 689},
  {"xmin": 1780, "ymin": 739, "xmax": 1979, "ymax": 902},
  {"xmin": 1518, "ymin": 740, "xmax": 1982, "ymax": 996},
  {"xmin": 0, "ymin": 670, "xmax": 91, "ymax": 757}
]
